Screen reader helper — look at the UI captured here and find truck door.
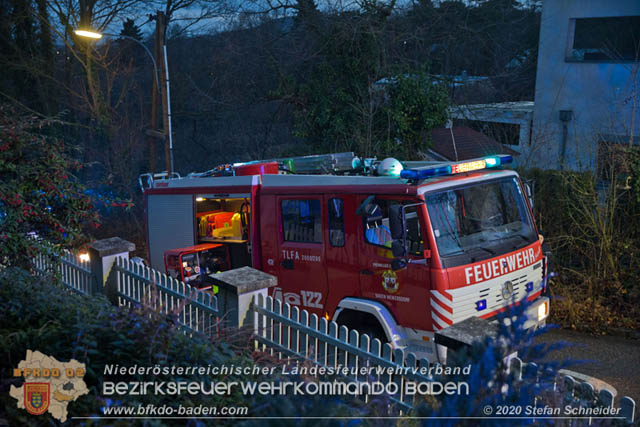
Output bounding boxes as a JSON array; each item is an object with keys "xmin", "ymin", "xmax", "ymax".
[
  {"xmin": 357, "ymin": 196, "xmax": 431, "ymax": 331},
  {"xmin": 147, "ymin": 194, "xmax": 195, "ymax": 271},
  {"xmin": 275, "ymin": 196, "xmax": 328, "ymax": 317},
  {"xmin": 322, "ymin": 195, "xmax": 361, "ymax": 317}
]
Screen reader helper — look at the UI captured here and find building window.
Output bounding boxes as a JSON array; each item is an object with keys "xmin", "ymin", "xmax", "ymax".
[
  {"xmin": 281, "ymin": 199, "xmax": 322, "ymax": 243},
  {"xmin": 568, "ymin": 16, "xmax": 640, "ymax": 62},
  {"xmin": 328, "ymin": 198, "xmax": 345, "ymax": 247}
]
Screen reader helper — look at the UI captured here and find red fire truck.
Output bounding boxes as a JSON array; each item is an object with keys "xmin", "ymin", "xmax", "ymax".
[{"xmin": 140, "ymin": 152, "xmax": 550, "ymax": 361}]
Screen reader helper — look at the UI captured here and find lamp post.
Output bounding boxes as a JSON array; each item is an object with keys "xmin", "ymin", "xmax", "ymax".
[{"xmin": 74, "ymin": 29, "xmax": 175, "ymax": 174}]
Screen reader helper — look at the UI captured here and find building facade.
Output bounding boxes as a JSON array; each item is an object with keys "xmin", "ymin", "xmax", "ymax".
[{"xmin": 528, "ymin": 0, "xmax": 640, "ymax": 172}]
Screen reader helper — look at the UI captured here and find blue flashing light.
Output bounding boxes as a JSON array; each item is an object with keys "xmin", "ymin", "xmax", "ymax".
[
  {"xmin": 499, "ymin": 155, "xmax": 513, "ymax": 165},
  {"xmin": 525, "ymin": 281, "xmax": 534, "ymax": 292},
  {"xmin": 401, "ymin": 154, "xmax": 514, "ymax": 181},
  {"xmin": 475, "ymin": 299, "xmax": 487, "ymax": 311},
  {"xmin": 400, "ymin": 165, "xmax": 451, "ymax": 180}
]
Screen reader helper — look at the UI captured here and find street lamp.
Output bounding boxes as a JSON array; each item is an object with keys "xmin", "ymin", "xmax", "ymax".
[{"xmin": 74, "ymin": 29, "xmax": 174, "ymax": 173}]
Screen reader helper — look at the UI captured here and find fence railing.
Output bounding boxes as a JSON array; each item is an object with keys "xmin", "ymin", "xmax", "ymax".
[
  {"xmin": 111, "ymin": 257, "xmax": 220, "ymax": 337},
  {"xmin": 510, "ymin": 358, "xmax": 637, "ymax": 424},
  {"xmin": 252, "ymin": 293, "xmax": 435, "ymax": 411},
  {"xmin": 38, "ymin": 251, "xmax": 636, "ymax": 423},
  {"xmin": 33, "ymin": 250, "xmax": 94, "ymax": 295},
  {"xmin": 253, "ymin": 293, "xmax": 636, "ymax": 422}
]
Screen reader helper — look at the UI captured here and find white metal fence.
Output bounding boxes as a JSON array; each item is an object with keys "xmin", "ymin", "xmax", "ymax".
[
  {"xmin": 252, "ymin": 293, "xmax": 636, "ymax": 422},
  {"xmin": 39, "ymin": 253, "xmax": 636, "ymax": 422},
  {"xmin": 111, "ymin": 257, "xmax": 220, "ymax": 337},
  {"xmin": 252, "ymin": 293, "xmax": 430, "ymax": 410},
  {"xmin": 33, "ymin": 250, "xmax": 94, "ymax": 295},
  {"xmin": 510, "ymin": 358, "xmax": 636, "ymax": 424}
]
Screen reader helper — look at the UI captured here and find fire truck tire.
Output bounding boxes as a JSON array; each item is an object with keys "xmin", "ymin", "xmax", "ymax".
[
  {"xmin": 335, "ymin": 309, "xmax": 387, "ymax": 344},
  {"xmin": 357, "ymin": 324, "xmax": 387, "ymax": 345}
]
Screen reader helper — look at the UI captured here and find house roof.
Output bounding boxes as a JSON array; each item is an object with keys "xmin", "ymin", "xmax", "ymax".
[{"xmin": 429, "ymin": 126, "xmax": 520, "ymax": 161}]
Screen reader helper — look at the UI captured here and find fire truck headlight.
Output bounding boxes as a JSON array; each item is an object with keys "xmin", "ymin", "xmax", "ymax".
[
  {"xmin": 475, "ymin": 299, "xmax": 487, "ymax": 311},
  {"xmin": 537, "ymin": 301, "xmax": 548, "ymax": 321}
]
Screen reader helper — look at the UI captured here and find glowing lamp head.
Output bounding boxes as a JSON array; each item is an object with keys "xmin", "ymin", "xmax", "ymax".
[
  {"xmin": 79, "ymin": 253, "xmax": 90, "ymax": 262},
  {"xmin": 537, "ymin": 301, "xmax": 548, "ymax": 321},
  {"xmin": 74, "ymin": 30, "xmax": 103, "ymax": 39}
]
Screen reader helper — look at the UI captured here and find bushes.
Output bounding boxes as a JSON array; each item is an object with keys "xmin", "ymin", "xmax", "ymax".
[
  {"xmin": 0, "ymin": 268, "xmax": 392, "ymax": 425},
  {"xmin": 0, "ymin": 106, "xmax": 99, "ymax": 270},
  {"xmin": 523, "ymin": 167, "xmax": 640, "ymax": 333},
  {"xmin": 2, "ymin": 267, "xmax": 572, "ymax": 424},
  {"xmin": 0, "ymin": 268, "xmax": 236, "ymax": 424}
]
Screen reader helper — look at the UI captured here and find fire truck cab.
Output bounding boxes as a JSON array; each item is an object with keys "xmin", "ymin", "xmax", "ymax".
[{"xmin": 141, "ymin": 153, "xmax": 550, "ymax": 362}]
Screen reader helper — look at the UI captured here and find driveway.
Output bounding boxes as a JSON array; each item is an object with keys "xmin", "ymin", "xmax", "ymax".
[{"xmin": 533, "ymin": 328, "xmax": 640, "ymax": 416}]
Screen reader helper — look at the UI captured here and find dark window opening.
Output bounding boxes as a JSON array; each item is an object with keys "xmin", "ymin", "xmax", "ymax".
[
  {"xmin": 570, "ymin": 16, "xmax": 640, "ymax": 62},
  {"xmin": 281, "ymin": 199, "xmax": 322, "ymax": 243}
]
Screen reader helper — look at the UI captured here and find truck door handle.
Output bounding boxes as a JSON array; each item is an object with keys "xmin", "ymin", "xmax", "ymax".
[
  {"xmin": 281, "ymin": 259, "xmax": 294, "ymax": 270},
  {"xmin": 360, "ymin": 269, "xmax": 373, "ymax": 275}
]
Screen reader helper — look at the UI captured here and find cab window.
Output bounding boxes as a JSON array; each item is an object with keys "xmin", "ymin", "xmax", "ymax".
[
  {"xmin": 281, "ymin": 199, "xmax": 322, "ymax": 243},
  {"xmin": 363, "ymin": 199, "xmax": 423, "ymax": 255},
  {"xmin": 328, "ymin": 198, "xmax": 345, "ymax": 247}
]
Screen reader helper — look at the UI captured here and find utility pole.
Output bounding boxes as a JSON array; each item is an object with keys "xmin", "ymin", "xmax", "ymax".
[
  {"xmin": 156, "ymin": 11, "xmax": 174, "ymax": 174},
  {"xmin": 147, "ymin": 11, "xmax": 174, "ymax": 174},
  {"xmin": 147, "ymin": 12, "xmax": 162, "ymax": 173}
]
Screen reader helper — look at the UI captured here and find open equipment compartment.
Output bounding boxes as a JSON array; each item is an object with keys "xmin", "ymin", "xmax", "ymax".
[{"xmin": 194, "ymin": 195, "xmax": 252, "ymax": 269}]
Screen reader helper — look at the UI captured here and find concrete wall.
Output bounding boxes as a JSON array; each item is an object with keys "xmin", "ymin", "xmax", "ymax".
[{"xmin": 529, "ymin": 0, "xmax": 640, "ymax": 171}]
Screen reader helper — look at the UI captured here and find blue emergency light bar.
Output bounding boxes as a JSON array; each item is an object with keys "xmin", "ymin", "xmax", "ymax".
[{"xmin": 400, "ymin": 155, "xmax": 513, "ymax": 181}]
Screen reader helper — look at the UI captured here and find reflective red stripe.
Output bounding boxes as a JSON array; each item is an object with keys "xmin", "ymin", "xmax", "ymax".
[{"xmin": 431, "ymin": 296, "xmax": 453, "ymax": 314}]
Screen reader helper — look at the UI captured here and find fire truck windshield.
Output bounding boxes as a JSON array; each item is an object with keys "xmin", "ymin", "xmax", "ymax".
[{"xmin": 425, "ymin": 177, "xmax": 536, "ymax": 267}]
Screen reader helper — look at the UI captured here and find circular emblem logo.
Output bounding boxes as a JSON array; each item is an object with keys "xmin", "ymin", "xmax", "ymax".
[
  {"xmin": 501, "ymin": 280, "xmax": 514, "ymax": 300},
  {"xmin": 381, "ymin": 270, "xmax": 399, "ymax": 294}
]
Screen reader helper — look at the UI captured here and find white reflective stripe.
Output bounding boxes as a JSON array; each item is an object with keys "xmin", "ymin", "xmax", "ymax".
[
  {"xmin": 432, "ymin": 311, "xmax": 450, "ymax": 329},
  {"xmin": 431, "ymin": 290, "xmax": 452, "ymax": 308},
  {"xmin": 431, "ymin": 298, "xmax": 452, "ymax": 320}
]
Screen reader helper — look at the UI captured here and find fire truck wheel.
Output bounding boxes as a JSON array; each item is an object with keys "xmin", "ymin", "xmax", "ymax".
[
  {"xmin": 358, "ymin": 325, "xmax": 387, "ymax": 345},
  {"xmin": 335, "ymin": 309, "xmax": 388, "ymax": 345}
]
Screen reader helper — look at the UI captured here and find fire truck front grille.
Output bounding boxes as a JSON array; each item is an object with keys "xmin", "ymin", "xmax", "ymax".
[
  {"xmin": 432, "ymin": 262, "xmax": 544, "ymax": 330},
  {"xmin": 494, "ymin": 275, "xmax": 527, "ymax": 304}
]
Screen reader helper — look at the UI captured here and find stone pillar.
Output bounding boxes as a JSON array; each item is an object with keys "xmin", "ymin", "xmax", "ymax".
[
  {"xmin": 434, "ymin": 316, "xmax": 501, "ymax": 365},
  {"xmin": 88, "ymin": 237, "xmax": 135, "ymax": 295},
  {"xmin": 209, "ymin": 266, "xmax": 276, "ymax": 329}
]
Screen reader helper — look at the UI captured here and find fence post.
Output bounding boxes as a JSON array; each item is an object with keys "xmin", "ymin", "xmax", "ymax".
[
  {"xmin": 209, "ymin": 267, "xmax": 276, "ymax": 330},
  {"xmin": 87, "ymin": 237, "xmax": 136, "ymax": 296}
]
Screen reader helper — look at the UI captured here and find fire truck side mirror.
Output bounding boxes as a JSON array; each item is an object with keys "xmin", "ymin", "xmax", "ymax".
[
  {"xmin": 524, "ymin": 181, "xmax": 534, "ymax": 209},
  {"xmin": 388, "ymin": 205, "xmax": 405, "ymax": 240},
  {"xmin": 391, "ymin": 258, "xmax": 407, "ymax": 271},
  {"xmin": 391, "ymin": 239, "xmax": 406, "ymax": 258}
]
